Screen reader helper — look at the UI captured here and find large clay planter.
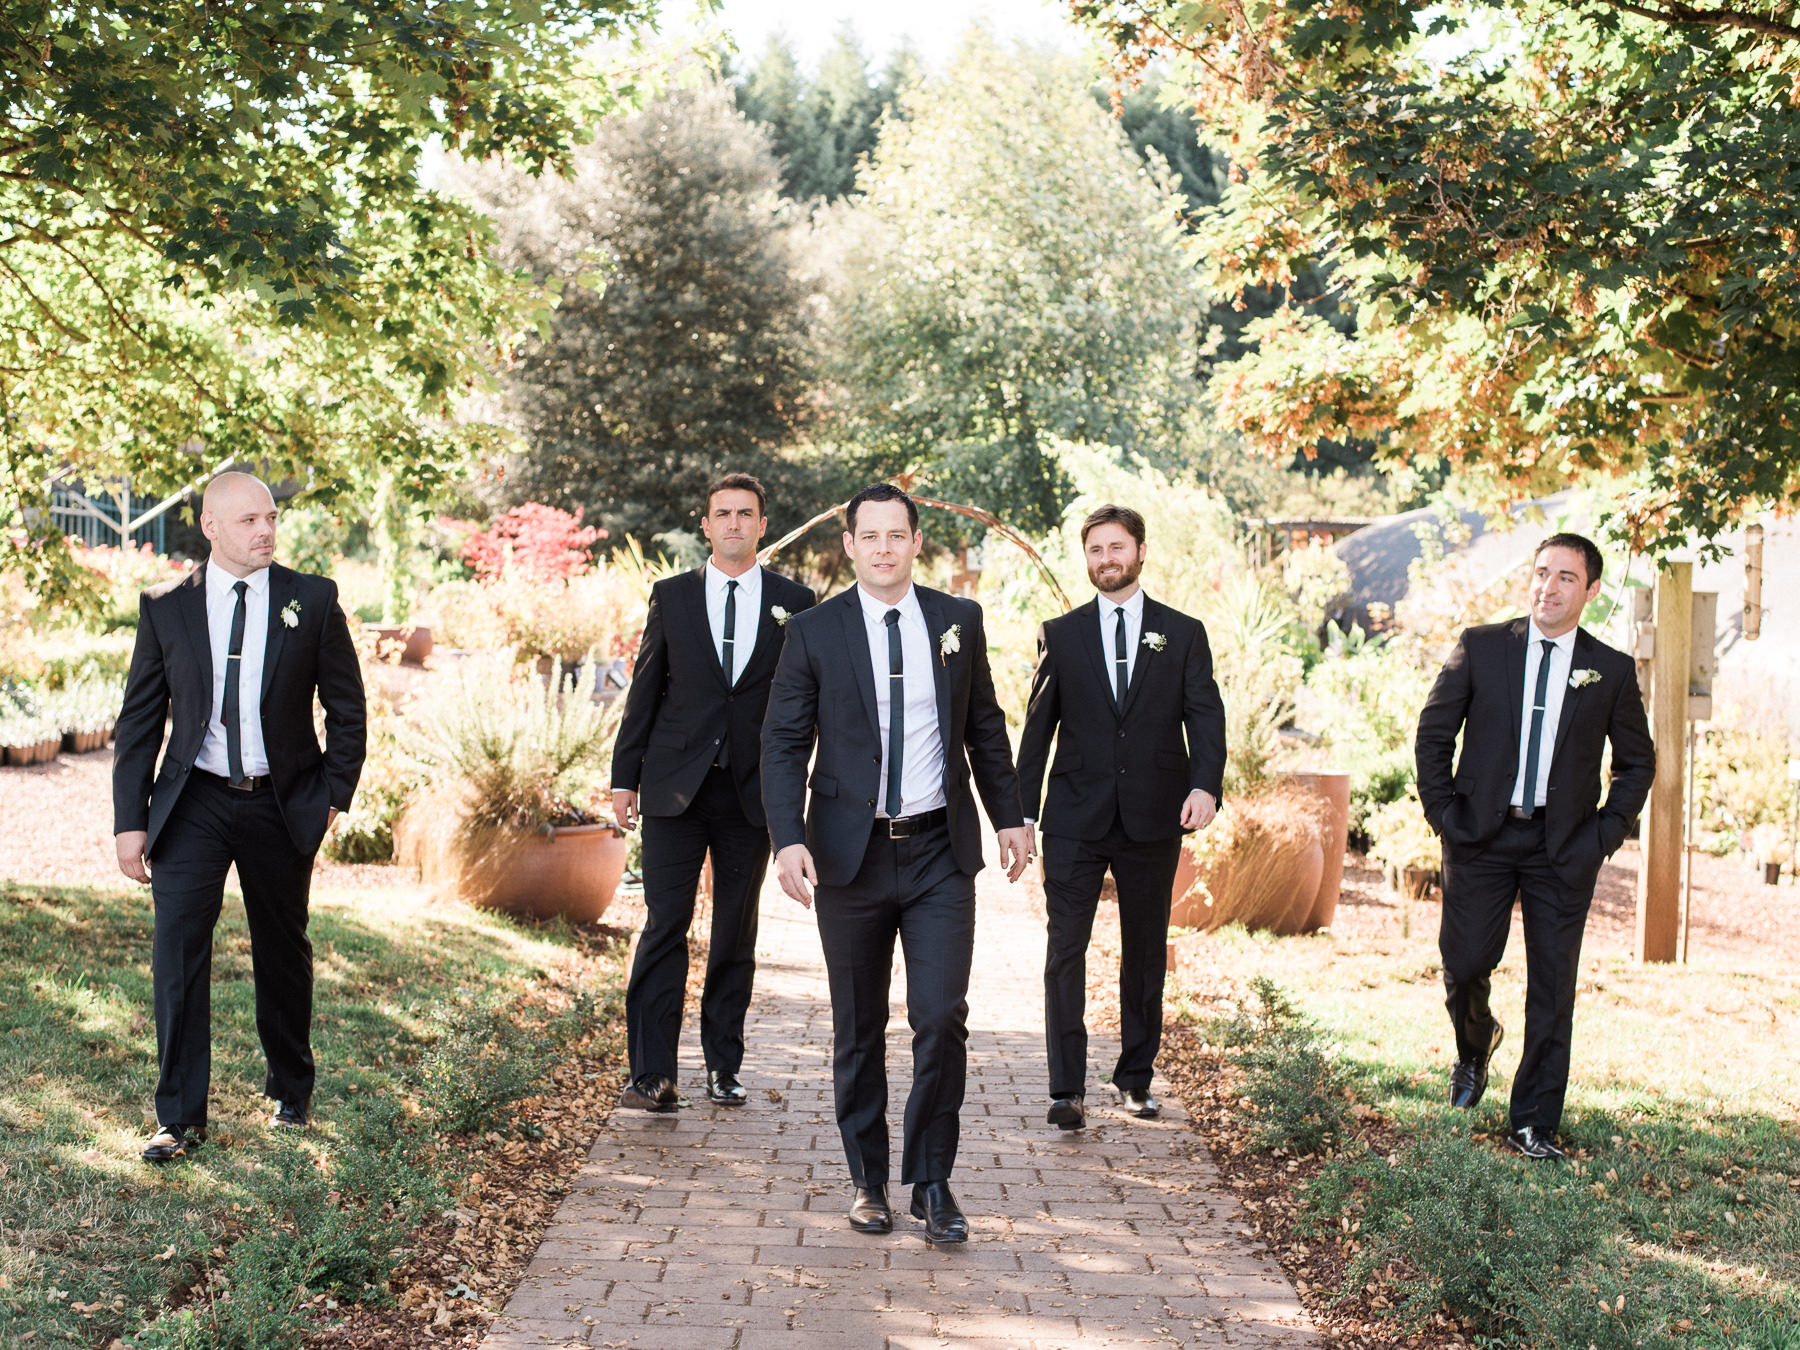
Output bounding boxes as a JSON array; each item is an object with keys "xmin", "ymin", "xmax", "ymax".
[
  {"xmin": 1188, "ymin": 785, "xmax": 1330, "ymax": 936},
  {"xmin": 466, "ymin": 823, "xmax": 627, "ymax": 924},
  {"xmin": 371, "ymin": 624, "xmax": 433, "ymax": 667},
  {"xmin": 1170, "ymin": 848, "xmax": 1207, "ymax": 928},
  {"xmin": 1284, "ymin": 771, "xmax": 1351, "ymax": 932}
]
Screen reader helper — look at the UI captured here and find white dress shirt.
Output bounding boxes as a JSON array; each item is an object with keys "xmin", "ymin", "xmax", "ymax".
[
  {"xmin": 1098, "ymin": 587, "xmax": 1147, "ymax": 695},
  {"xmin": 858, "ymin": 584, "xmax": 946, "ymax": 818},
  {"xmin": 704, "ymin": 560, "xmax": 762, "ymax": 686},
  {"xmin": 1511, "ymin": 622, "xmax": 1577, "ymax": 809},
  {"xmin": 195, "ymin": 561, "xmax": 272, "ymax": 778}
]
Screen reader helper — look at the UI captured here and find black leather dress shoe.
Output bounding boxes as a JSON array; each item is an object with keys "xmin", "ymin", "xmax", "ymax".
[
  {"xmin": 910, "ymin": 1180, "xmax": 969, "ymax": 1244},
  {"xmin": 1047, "ymin": 1095, "xmax": 1087, "ymax": 1130},
  {"xmin": 142, "ymin": 1124, "xmax": 205, "ymax": 1164},
  {"xmin": 618, "ymin": 1074, "xmax": 679, "ymax": 1112},
  {"xmin": 1449, "ymin": 1022, "xmax": 1505, "ymax": 1109},
  {"xmin": 706, "ymin": 1070, "xmax": 748, "ymax": 1105},
  {"xmin": 1116, "ymin": 1087, "xmax": 1159, "ymax": 1119},
  {"xmin": 271, "ymin": 1100, "xmax": 309, "ymax": 1131},
  {"xmin": 1504, "ymin": 1125, "xmax": 1566, "ymax": 1161},
  {"xmin": 848, "ymin": 1185, "xmax": 892, "ymax": 1233}
]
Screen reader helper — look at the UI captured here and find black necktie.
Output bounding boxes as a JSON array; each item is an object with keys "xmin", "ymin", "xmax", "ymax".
[
  {"xmin": 223, "ymin": 579, "xmax": 248, "ymax": 784},
  {"xmin": 1519, "ymin": 638, "xmax": 1555, "ymax": 810},
  {"xmin": 721, "ymin": 578, "xmax": 738, "ymax": 684},
  {"xmin": 1113, "ymin": 607, "xmax": 1128, "ymax": 706},
  {"xmin": 884, "ymin": 608, "xmax": 904, "ymax": 817}
]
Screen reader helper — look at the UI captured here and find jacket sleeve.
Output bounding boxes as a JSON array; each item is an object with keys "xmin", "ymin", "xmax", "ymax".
[
  {"xmin": 1183, "ymin": 618, "xmax": 1228, "ymax": 801},
  {"xmin": 112, "ymin": 593, "xmax": 171, "ymax": 835},
  {"xmin": 1597, "ymin": 659, "xmax": 1655, "ymax": 855},
  {"xmin": 1015, "ymin": 622, "xmax": 1057, "ymax": 822},
  {"xmin": 760, "ymin": 615, "xmax": 818, "ymax": 853},
  {"xmin": 1415, "ymin": 629, "xmax": 1473, "ymax": 833},
  {"xmin": 610, "ymin": 582, "xmax": 670, "ymax": 791},
  {"xmin": 316, "ymin": 583, "xmax": 367, "ymax": 812},
  {"xmin": 961, "ymin": 604, "xmax": 1025, "ymax": 831}
]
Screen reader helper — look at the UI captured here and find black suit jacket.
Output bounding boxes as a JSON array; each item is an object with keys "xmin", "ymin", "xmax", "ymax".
[
  {"xmin": 1415, "ymin": 619, "xmax": 1655, "ymax": 886},
  {"xmin": 112, "ymin": 562, "xmax": 367, "ymax": 857},
  {"xmin": 610, "ymin": 566, "xmax": 815, "ymax": 827},
  {"xmin": 761, "ymin": 584, "xmax": 1026, "ymax": 888},
  {"xmin": 1017, "ymin": 595, "xmax": 1227, "ymax": 842}
]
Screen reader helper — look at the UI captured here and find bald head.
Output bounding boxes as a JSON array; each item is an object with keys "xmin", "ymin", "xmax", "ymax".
[{"xmin": 201, "ymin": 472, "xmax": 278, "ymax": 578}]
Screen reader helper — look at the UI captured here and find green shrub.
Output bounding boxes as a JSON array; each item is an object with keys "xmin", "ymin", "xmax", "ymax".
[
  {"xmin": 415, "ymin": 995, "xmax": 557, "ymax": 1133},
  {"xmin": 1205, "ymin": 977, "xmax": 1352, "ymax": 1154}
]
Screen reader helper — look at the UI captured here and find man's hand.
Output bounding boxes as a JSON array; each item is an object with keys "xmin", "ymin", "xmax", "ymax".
[
  {"xmin": 775, "ymin": 843, "xmax": 817, "ymax": 909},
  {"xmin": 1181, "ymin": 789, "xmax": 1218, "ymax": 832},
  {"xmin": 997, "ymin": 825, "xmax": 1036, "ymax": 883},
  {"xmin": 116, "ymin": 831, "xmax": 151, "ymax": 885},
  {"xmin": 613, "ymin": 788, "xmax": 639, "ymax": 832},
  {"xmin": 327, "ymin": 807, "xmax": 340, "ymax": 830}
]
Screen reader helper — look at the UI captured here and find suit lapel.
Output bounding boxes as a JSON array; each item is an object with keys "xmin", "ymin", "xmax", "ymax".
[
  {"xmin": 837, "ymin": 588, "xmax": 880, "ymax": 740},
  {"xmin": 683, "ymin": 568, "xmax": 730, "ymax": 692},
  {"xmin": 1505, "ymin": 618, "xmax": 1528, "ymax": 749},
  {"xmin": 1550, "ymin": 629, "xmax": 1593, "ymax": 764},
  {"xmin": 177, "ymin": 564, "xmax": 213, "ymax": 697},
  {"xmin": 1071, "ymin": 598, "xmax": 1118, "ymax": 720},
  {"xmin": 917, "ymin": 586, "xmax": 955, "ymax": 752},
  {"xmin": 744, "ymin": 571, "xmax": 780, "ymax": 677},
  {"xmin": 260, "ymin": 564, "xmax": 295, "ymax": 703},
  {"xmin": 1119, "ymin": 596, "xmax": 1159, "ymax": 720}
]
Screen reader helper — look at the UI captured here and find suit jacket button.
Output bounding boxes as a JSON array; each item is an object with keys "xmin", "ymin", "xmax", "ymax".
[{"xmin": 867, "ymin": 798, "xmax": 876, "ymax": 807}]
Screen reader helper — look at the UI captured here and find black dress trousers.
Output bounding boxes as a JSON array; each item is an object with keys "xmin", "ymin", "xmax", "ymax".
[
  {"xmin": 1042, "ymin": 817, "xmax": 1183, "ymax": 1098},
  {"xmin": 812, "ymin": 821, "xmax": 975, "ymax": 1188},
  {"xmin": 627, "ymin": 764, "xmax": 770, "ymax": 1081},
  {"xmin": 148, "ymin": 772, "xmax": 317, "ymax": 1127},
  {"xmin": 1439, "ymin": 814, "xmax": 1594, "ymax": 1133}
]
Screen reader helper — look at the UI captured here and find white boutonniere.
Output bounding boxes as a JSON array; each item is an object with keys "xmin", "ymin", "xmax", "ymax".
[
  {"xmin": 938, "ymin": 624, "xmax": 962, "ymax": 665},
  {"xmin": 1569, "ymin": 667, "xmax": 1601, "ymax": 688},
  {"xmin": 1143, "ymin": 631, "xmax": 1167, "ymax": 652},
  {"xmin": 771, "ymin": 604, "xmax": 790, "ymax": 627},
  {"xmin": 281, "ymin": 599, "xmax": 301, "ymax": 629}
]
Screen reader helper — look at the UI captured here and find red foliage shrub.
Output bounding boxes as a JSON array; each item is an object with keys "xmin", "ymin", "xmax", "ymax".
[{"xmin": 460, "ymin": 504, "xmax": 607, "ymax": 583}]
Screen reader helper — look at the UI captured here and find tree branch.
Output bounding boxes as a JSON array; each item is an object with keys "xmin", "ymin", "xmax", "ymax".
[{"xmin": 1589, "ymin": 0, "xmax": 1800, "ymax": 41}]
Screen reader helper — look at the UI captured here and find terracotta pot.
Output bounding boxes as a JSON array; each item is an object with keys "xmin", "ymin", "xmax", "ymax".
[
  {"xmin": 33, "ymin": 738, "xmax": 59, "ymax": 765},
  {"xmin": 1764, "ymin": 861, "xmax": 1783, "ymax": 886},
  {"xmin": 1, "ymin": 744, "xmax": 25, "ymax": 767},
  {"xmin": 1170, "ymin": 847, "xmax": 1206, "ymax": 928},
  {"xmin": 1400, "ymin": 866, "xmax": 1438, "ymax": 901},
  {"xmin": 1199, "ymin": 833, "xmax": 1326, "ymax": 936},
  {"xmin": 370, "ymin": 624, "xmax": 433, "ymax": 666},
  {"xmin": 1284, "ymin": 771, "xmax": 1351, "ymax": 932},
  {"xmin": 466, "ymin": 822, "xmax": 627, "ymax": 924}
]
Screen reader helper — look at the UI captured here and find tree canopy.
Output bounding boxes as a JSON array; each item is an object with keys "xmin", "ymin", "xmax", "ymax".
[
  {"xmin": 1077, "ymin": 0, "xmax": 1800, "ymax": 548},
  {"xmin": 0, "ymin": 0, "xmax": 657, "ymax": 599}
]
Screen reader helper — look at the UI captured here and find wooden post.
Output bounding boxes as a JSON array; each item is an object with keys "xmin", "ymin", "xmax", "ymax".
[{"xmin": 1636, "ymin": 562, "xmax": 1690, "ymax": 963}]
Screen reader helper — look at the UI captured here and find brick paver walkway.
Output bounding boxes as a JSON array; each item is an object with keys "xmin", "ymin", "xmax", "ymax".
[{"xmin": 484, "ymin": 866, "xmax": 1319, "ymax": 1349}]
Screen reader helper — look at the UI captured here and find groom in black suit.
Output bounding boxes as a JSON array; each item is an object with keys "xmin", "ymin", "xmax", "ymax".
[
  {"xmin": 113, "ymin": 472, "xmax": 366, "ymax": 1162},
  {"xmin": 611, "ymin": 473, "xmax": 815, "ymax": 1111},
  {"xmin": 761, "ymin": 483, "xmax": 1033, "ymax": 1243},
  {"xmin": 1416, "ymin": 533, "xmax": 1654, "ymax": 1160},
  {"xmin": 1017, "ymin": 504, "xmax": 1227, "ymax": 1129}
]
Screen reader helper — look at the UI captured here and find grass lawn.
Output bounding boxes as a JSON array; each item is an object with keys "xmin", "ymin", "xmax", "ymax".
[
  {"xmin": 0, "ymin": 877, "xmax": 626, "ymax": 1348},
  {"xmin": 1172, "ymin": 910, "xmax": 1800, "ymax": 1348}
]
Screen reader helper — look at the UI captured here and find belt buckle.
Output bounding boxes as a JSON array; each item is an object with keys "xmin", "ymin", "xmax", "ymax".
[
  {"xmin": 886, "ymin": 816, "xmax": 909, "ymax": 839},
  {"xmin": 228, "ymin": 775, "xmax": 257, "ymax": 792}
]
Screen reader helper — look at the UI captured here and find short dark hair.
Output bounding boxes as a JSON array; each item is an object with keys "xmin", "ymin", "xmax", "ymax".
[
  {"xmin": 845, "ymin": 482, "xmax": 919, "ymax": 535},
  {"xmin": 1080, "ymin": 503, "xmax": 1146, "ymax": 548},
  {"xmin": 704, "ymin": 472, "xmax": 766, "ymax": 518},
  {"xmin": 1535, "ymin": 532, "xmax": 1603, "ymax": 588}
]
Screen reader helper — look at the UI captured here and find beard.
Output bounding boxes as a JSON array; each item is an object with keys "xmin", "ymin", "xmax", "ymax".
[{"xmin": 1088, "ymin": 555, "xmax": 1143, "ymax": 594}]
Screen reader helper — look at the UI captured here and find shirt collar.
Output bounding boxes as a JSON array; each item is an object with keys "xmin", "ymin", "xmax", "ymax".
[
  {"xmin": 858, "ymin": 583, "xmax": 919, "ymax": 624},
  {"xmin": 1098, "ymin": 587, "xmax": 1146, "ymax": 621},
  {"xmin": 207, "ymin": 560, "xmax": 271, "ymax": 599},
  {"xmin": 1527, "ymin": 621, "xmax": 1578, "ymax": 655},
  {"xmin": 705, "ymin": 559, "xmax": 759, "ymax": 593}
]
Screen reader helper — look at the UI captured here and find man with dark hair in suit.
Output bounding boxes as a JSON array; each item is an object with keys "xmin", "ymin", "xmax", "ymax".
[
  {"xmin": 1416, "ymin": 532, "xmax": 1655, "ymax": 1160},
  {"xmin": 611, "ymin": 473, "xmax": 816, "ymax": 1112},
  {"xmin": 761, "ymin": 482, "xmax": 1033, "ymax": 1244},
  {"xmin": 1017, "ymin": 503, "xmax": 1227, "ymax": 1130},
  {"xmin": 113, "ymin": 472, "xmax": 366, "ymax": 1163}
]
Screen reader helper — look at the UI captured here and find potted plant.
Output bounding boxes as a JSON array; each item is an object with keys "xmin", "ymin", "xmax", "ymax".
[
  {"xmin": 1366, "ymin": 792, "xmax": 1443, "ymax": 900},
  {"xmin": 397, "ymin": 652, "xmax": 628, "ymax": 922}
]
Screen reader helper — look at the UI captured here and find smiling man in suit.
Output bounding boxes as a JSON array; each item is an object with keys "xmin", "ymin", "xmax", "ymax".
[
  {"xmin": 113, "ymin": 472, "xmax": 365, "ymax": 1163},
  {"xmin": 761, "ymin": 482, "xmax": 1033, "ymax": 1243},
  {"xmin": 1017, "ymin": 504, "xmax": 1227, "ymax": 1130},
  {"xmin": 1416, "ymin": 533, "xmax": 1654, "ymax": 1161},
  {"xmin": 610, "ymin": 473, "xmax": 816, "ymax": 1113}
]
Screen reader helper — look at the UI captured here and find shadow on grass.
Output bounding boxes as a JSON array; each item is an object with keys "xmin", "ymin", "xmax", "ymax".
[{"xmin": 0, "ymin": 879, "xmax": 617, "ymax": 1348}]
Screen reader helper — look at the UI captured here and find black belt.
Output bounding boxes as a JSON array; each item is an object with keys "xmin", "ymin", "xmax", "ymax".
[
  {"xmin": 195, "ymin": 768, "xmax": 268, "ymax": 793},
  {"xmin": 875, "ymin": 807, "xmax": 947, "ymax": 839},
  {"xmin": 1508, "ymin": 805, "xmax": 1542, "ymax": 820}
]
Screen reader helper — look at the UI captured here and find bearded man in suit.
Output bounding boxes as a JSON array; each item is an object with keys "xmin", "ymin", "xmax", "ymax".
[
  {"xmin": 1017, "ymin": 504, "xmax": 1227, "ymax": 1130},
  {"xmin": 113, "ymin": 472, "xmax": 366, "ymax": 1163},
  {"xmin": 1415, "ymin": 532, "xmax": 1655, "ymax": 1160},
  {"xmin": 761, "ymin": 483, "xmax": 1033, "ymax": 1243},
  {"xmin": 610, "ymin": 473, "xmax": 816, "ymax": 1112}
]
